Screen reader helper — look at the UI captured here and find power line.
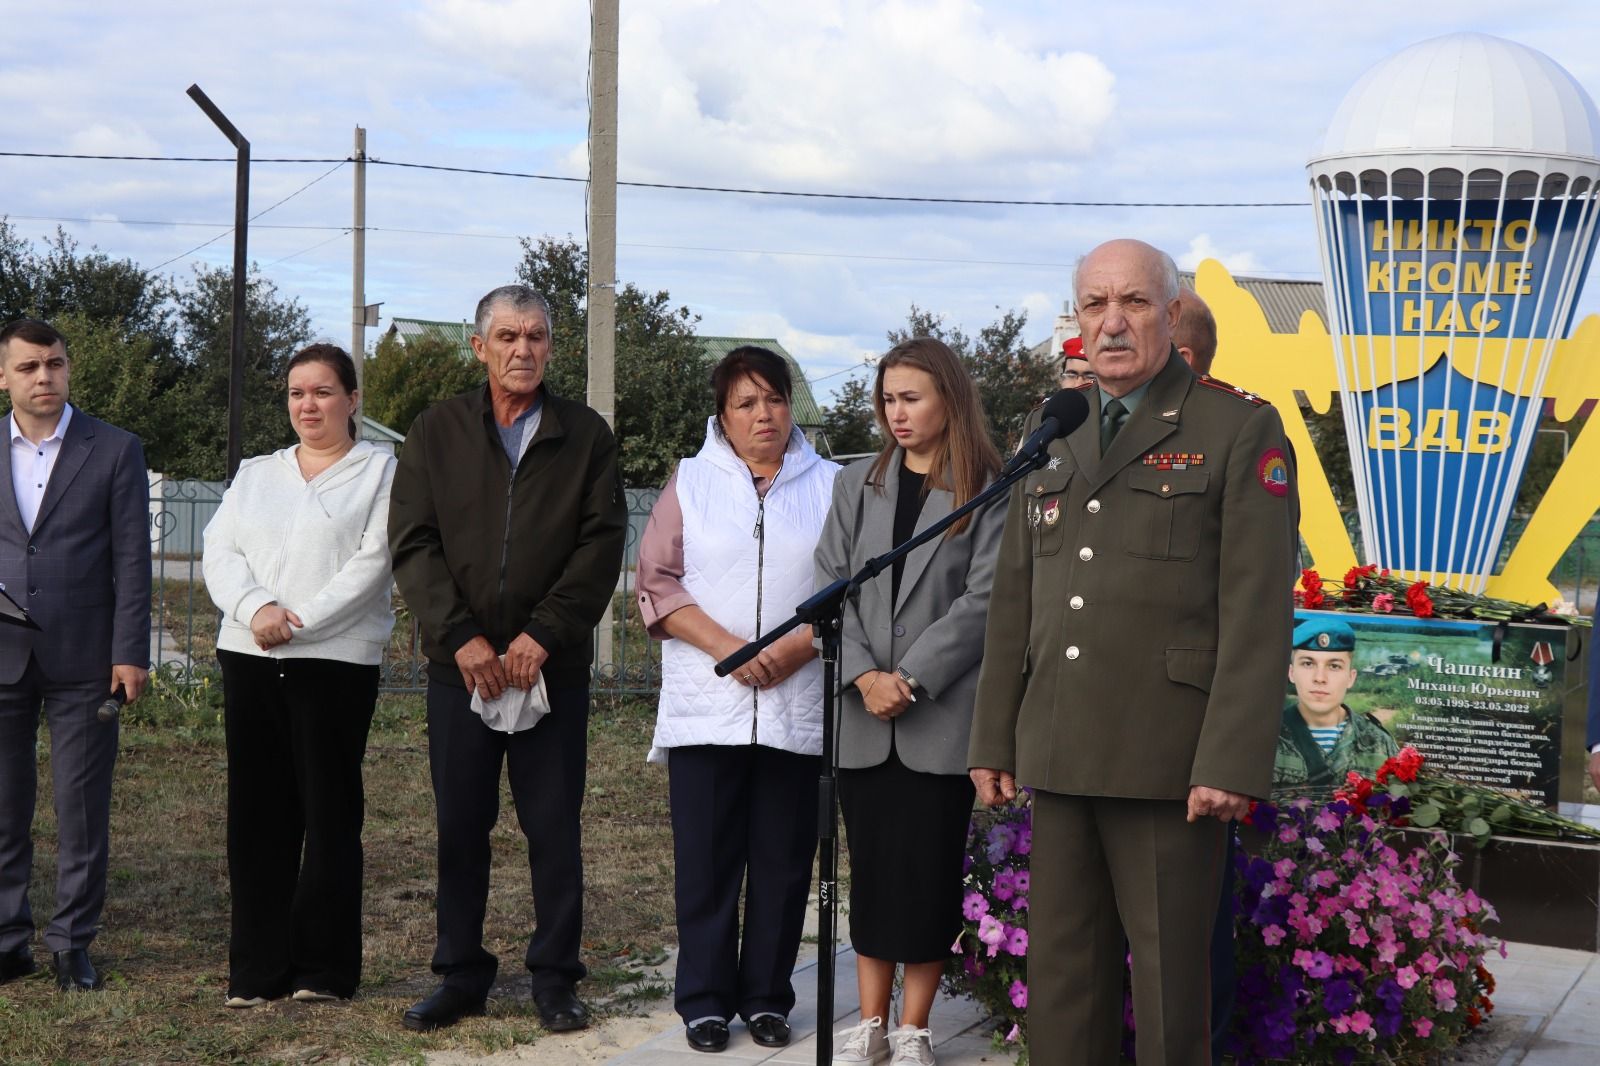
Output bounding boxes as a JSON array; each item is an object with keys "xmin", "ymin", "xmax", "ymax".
[
  {"xmin": 0, "ymin": 149, "xmax": 1308, "ymax": 208},
  {"xmin": 266, "ymin": 229, "xmax": 351, "ymax": 267},
  {"xmin": 149, "ymin": 159, "xmax": 347, "ymax": 272}
]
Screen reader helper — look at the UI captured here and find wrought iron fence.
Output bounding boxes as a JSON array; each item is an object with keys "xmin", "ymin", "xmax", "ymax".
[{"xmin": 149, "ymin": 480, "xmax": 665, "ymax": 696}]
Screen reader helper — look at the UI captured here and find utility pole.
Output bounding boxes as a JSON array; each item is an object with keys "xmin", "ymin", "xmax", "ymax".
[
  {"xmin": 186, "ymin": 84, "xmax": 249, "ymax": 480},
  {"xmin": 589, "ymin": 0, "xmax": 620, "ymax": 669},
  {"xmin": 351, "ymin": 125, "xmax": 368, "ymax": 436},
  {"xmin": 588, "ymin": 0, "xmax": 618, "ymax": 430}
]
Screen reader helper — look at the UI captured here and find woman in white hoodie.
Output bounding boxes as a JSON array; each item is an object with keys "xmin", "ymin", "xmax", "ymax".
[
  {"xmin": 637, "ymin": 346, "xmax": 839, "ymax": 1054},
  {"xmin": 202, "ymin": 344, "xmax": 396, "ymax": 1008}
]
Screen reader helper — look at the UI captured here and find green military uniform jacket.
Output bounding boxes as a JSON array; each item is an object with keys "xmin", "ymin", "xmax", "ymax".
[
  {"xmin": 968, "ymin": 352, "xmax": 1298, "ymax": 801},
  {"xmin": 1272, "ymin": 703, "xmax": 1399, "ymax": 798}
]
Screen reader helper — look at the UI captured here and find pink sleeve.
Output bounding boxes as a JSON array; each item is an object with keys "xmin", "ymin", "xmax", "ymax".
[{"xmin": 637, "ymin": 470, "xmax": 698, "ymax": 640}]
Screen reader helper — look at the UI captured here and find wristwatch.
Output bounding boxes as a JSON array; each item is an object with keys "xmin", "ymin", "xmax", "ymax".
[{"xmin": 896, "ymin": 666, "xmax": 919, "ymax": 691}]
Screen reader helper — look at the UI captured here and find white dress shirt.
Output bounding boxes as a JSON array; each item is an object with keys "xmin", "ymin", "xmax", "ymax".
[{"xmin": 10, "ymin": 403, "xmax": 73, "ymax": 532}]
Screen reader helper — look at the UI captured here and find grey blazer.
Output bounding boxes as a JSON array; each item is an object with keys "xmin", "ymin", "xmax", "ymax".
[
  {"xmin": 0, "ymin": 410, "xmax": 151, "ymax": 684},
  {"xmin": 814, "ymin": 452, "xmax": 1005, "ymax": 775}
]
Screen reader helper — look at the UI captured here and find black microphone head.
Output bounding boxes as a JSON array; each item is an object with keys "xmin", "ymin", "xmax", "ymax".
[{"xmin": 1039, "ymin": 388, "xmax": 1090, "ymax": 436}]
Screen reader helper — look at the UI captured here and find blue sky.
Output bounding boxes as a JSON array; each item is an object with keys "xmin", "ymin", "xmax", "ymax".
[{"xmin": 4, "ymin": 1, "xmax": 1599, "ymax": 400}]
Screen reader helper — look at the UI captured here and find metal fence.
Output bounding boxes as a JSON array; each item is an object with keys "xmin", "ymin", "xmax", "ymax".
[
  {"xmin": 150, "ymin": 480, "xmax": 665, "ymax": 696},
  {"xmin": 150, "ymin": 479, "xmax": 1600, "ymax": 696}
]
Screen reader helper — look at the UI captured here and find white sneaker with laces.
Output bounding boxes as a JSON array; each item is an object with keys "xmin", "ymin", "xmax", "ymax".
[
  {"xmin": 888, "ymin": 1024, "xmax": 935, "ymax": 1066},
  {"xmin": 833, "ymin": 1015, "xmax": 890, "ymax": 1065}
]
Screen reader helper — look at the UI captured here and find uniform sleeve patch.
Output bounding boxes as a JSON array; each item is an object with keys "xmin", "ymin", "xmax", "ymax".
[{"xmin": 1258, "ymin": 448, "xmax": 1290, "ymax": 496}]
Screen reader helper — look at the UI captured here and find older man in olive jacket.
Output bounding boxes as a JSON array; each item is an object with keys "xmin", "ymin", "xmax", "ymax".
[
  {"xmin": 969, "ymin": 240, "xmax": 1298, "ymax": 1065},
  {"xmin": 389, "ymin": 284, "xmax": 626, "ymax": 1034}
]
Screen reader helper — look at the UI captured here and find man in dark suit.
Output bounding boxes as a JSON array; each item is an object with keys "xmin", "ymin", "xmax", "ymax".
[
  {"xmin": 969, "ymin": 240, "xmax": 1298, "ymax": 1064},
  {"xmin": 0, "ymin": 318, "xmax": 150, "ymax": 991}
]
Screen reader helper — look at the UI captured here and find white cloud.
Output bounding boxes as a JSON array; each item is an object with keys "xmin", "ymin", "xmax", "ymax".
[
  {"xmin": 1177, "ymin": 234, "xmax": 1262, "ymax": 275},
  {"xmin": 610, "ymin": 0, "xmax": 1115, "ymax": 190}
]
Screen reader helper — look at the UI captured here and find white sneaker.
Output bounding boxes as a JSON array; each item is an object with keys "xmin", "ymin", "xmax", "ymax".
[
  {"xmin": 833, "ymin": 1015, "xmax": 890, "ymax": 1064},
  {"xmin": 224, "ymin": 993, "xmax": 267, "ymax": 1009},
  {"xmin": 888, "ymin": 1025, "xmax": 935, "ymax": 1066}
]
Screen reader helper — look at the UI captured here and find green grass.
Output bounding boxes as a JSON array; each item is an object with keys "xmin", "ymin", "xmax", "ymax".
[{"xmin": 0, "ymin": 692, "xmax": 676, "ymax": 1065}]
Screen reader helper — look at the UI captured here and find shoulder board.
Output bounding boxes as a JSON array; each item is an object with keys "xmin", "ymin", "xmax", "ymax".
[{"xmin": 1196, "ymin": 375, "xmax": 1267, "ymax": 407}]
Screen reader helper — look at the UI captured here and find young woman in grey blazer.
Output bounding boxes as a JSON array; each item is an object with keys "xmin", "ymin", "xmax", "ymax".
[{"xmin": 814, "ymin": 337, "xmax": 1004, "ymax": 1066}]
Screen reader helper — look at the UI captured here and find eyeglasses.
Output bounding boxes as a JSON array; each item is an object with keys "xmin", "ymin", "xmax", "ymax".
[{"xmin": 1061, "ymin": 369, "xmax": 1097, "ymax": 385}]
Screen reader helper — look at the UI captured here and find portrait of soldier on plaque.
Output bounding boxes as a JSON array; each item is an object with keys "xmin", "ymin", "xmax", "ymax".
[{"xmin": 1273, "ymin": 617, "xmax": 1399, "ymax": 799}]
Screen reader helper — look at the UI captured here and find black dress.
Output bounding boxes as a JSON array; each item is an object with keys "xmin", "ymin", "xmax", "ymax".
[{"xmin": 837, "ymin": 460, "xmax": 978, "ymax": 963}]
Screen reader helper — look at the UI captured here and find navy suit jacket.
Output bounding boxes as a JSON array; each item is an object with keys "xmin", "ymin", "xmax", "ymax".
[
  {"xmin": 1589, "ymin": 597, "xmax": 1600, "ymax": 750},
  {"xmin": 0, "ymin": 409, "xmax": 151, "ymax": 684}
]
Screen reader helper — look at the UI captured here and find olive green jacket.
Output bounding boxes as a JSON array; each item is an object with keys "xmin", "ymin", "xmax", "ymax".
[
  {"xmin": 968, "ymin": 353, "xmax": 1298, "ymax": 801},
  {"xmin": 1272, "ymin": 703, "xmax": 1400, "ymax": 798}
]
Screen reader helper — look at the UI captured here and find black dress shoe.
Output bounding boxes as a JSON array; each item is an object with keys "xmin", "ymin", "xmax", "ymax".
[
  {"xmin": 533, "ymin": 984, "xmax": 590, "ymax": 1032},
  {"xmin": 685, "ymin": 1018, "xmax": 729, "ymax": 1052},
  {"xmin": 52, "ymin": 949, "xmax": 101, "ymax": 991},
  {"xmin": 401, "ymin": 984, "xmax": 486, "ymax": 1032},
  {"xmin": 0, "ymin": 946, "xmax": 35, "ymax": 984},
  {"xmin": 748, "ymin": 1013, "xmax": 791, "ymax": 1047}
]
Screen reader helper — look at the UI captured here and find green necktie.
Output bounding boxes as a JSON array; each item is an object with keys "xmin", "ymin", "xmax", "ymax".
[{"xmin": 1100, "ymin": 398, "xmax": 1128, "ymax": 454}]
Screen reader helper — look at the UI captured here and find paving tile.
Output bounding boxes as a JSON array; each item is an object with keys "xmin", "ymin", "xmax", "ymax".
[{"xmin": 1520, "ymin": 1041, "xmax": 1600, "ymax": 1066}]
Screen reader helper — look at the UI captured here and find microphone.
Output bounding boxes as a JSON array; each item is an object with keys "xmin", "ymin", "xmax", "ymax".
[
  {"xmin": 98, "ymin": 687, "xmax": 126, "ymax": 723},
  {"xmin": 1001, "ymin": 388, "xmax": 1091, "ymax": 477}
]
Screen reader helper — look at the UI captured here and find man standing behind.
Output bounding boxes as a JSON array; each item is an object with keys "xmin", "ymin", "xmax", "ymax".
[
  {"xmin": 1059, "ymin": 336, "xmax": 1096, "ymax": 390},
  {"xmin": 1174, "ymin": 288, "xmax": 1218, "ymax": 377},
  {"xmin": 969, "ymin": 240, "xmax": 1297, "ymax": 1064},
  {"xmin": 389, "ymin": 285, "xmax": 626, "ymax": 1032},
  {"xmin": 0, "ymin": 318, "xmax": 150, "ymax": 992}
]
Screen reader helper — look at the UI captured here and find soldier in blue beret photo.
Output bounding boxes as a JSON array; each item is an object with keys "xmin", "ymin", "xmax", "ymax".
[{"xmin": 1273, "ymin": 617, "xmax": 1399, "ymax": 798}]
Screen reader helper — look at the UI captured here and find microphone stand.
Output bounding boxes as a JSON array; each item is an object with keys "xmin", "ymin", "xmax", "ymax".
[{"xmin": 715, "ymin": 438, "xmax": 1058, "ymax": 1064}]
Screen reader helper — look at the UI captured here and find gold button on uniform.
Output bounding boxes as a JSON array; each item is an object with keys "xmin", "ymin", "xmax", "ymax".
[
  {"xmin": 1086, "ymin": 499, "xmax": 1101, "ymax": 513},
  {"xmin": 1069, "ymin": 595, "xmax": 1084, "ymax": 610},
  {"xmin": 1065, "ymin": 646, "xmax": 1080, "ymax": 660},
  {"xmin": 1078, "ymin": 546, "xmax": 1094, "ymax": 561}
]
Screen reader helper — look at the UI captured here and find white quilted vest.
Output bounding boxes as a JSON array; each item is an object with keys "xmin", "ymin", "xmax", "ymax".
[{"xmin": 651, "ymin": 419, "xmax": 838, "ymax": 762}]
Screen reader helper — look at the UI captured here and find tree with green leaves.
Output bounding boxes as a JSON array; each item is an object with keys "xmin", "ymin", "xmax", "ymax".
[
  {"xmin": 515, "ymin": 236, "xmax": 711, "ymax": 486},
  {"xmin": 887, "ymin": 305, "xmax": 1058, "ymax": 453},
  {"xmin": 363, "ymin": 330, "xmax": 484, "ymax": 435},
  {"xmin": 820, "ymin": 374, "xmax": 880, "ymax": 457},
  {"xmin": 159, "ymin": 265, "xmax": 313, "ymax": 479}
]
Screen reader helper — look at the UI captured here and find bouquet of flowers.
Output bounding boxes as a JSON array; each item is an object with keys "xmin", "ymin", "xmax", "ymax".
[
  {"xmin": 1295, "ymin": 565, "xmax": 1588, "ymax": 626},
  {"xmin": 1334, "ymin": 746, "xmax": 1600, "ymax": 848},
  {"xmin": 945, "ymin": 795, "xmax": 1033, "ymax": 1061}
]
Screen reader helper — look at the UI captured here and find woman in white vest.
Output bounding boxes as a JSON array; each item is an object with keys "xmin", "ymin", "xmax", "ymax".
[
  {"xmin": 637, "ymin": 346, "xmax": 839, "ymax": 1054},
  {"xmin": 815, "ymin": 337, "xmax": 1004, "ymax": 1066}
]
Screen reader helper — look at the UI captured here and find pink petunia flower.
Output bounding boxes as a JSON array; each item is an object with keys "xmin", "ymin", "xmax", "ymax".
[{"xmin": 1009, "ymin": 979, "xmax": 1028, "ymax": 1009}]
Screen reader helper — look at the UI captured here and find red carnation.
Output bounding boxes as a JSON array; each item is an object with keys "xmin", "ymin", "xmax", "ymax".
[{"xmin": 1405, "ymin": 581, "xmax": 1435, "ymax": 618}]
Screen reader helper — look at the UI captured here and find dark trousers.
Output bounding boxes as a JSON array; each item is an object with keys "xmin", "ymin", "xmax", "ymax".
[
  {"xmin": 1210, "ymin": 826, "xmax": 1238, "ymax": 1066},
  {"xmin": 426, "ymin": 677, "xmax": 589, "ymax": 999},
  {"xmin": 220, "ymin": 650, "xmax": 378, "ymax": 998},
  {"xmin": 1029, "ymin": 791, "xmax": 1226, "ymax": 1066},
  {"xmin": 0, "ymin": 658, "xmax": 116, "ymax": 953},
  {"xmin": 667, "ymin": 744, "xmax": 819, "ymax": 1024}
]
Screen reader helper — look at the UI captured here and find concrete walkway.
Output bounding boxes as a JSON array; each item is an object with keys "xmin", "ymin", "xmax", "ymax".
[{"xmin": 603, "ymin": 941, "xmax": 1600, "ymax": 1065}]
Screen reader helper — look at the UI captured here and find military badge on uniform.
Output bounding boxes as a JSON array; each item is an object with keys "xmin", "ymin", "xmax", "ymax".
[
  {"xmin": 1257, "ymin": 448, "xmax": 1290, "ymax": 497},
  {"xmin": 1043, "ymin": 499, "xmax": 1060, "ymax": 526},
  {"xmin": 1046, "ymin": 457, "xmax": 1063, "ymax": 471},
  {"xmin": 1027, "ymin": 500, "xmax": 1042, "ymax": 528},
  {"xmin": 1316, "ymin": 632, "xmax": 1331, "ymax": 648},
  {"xmin": 1142, "ymin": 452, "xmax": 1204, "ymax": 470}
]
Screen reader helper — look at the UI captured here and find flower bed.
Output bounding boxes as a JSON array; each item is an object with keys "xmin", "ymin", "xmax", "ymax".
[{"xmin": 946, "ymin": 753, "xmax": 1508, "ymax": 1063}]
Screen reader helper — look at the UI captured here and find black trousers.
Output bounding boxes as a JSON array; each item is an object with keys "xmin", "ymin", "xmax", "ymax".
[
  {"xmin": 426, "ymin": 677, "xmax": 589, "ymax": 999},
  {"xmin": 0, "ymin": 658, "xmax": 116, "ymax": 954},
  {"xmin": 667, "ymin": 744, "xmax": 819, "ymax": 1024},
  {"xmin": 220, "ymin": 650, "xmax": 378, "ymax": 999}
]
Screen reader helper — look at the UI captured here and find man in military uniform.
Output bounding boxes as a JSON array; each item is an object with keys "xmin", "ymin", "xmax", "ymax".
[
  {"xmin": 1273, "ymin": 617, "xmax": 1398, "ymax": 797},
  {"xmin": 969, "ymin": 239, "xmax": 1298, "ymax": 1065}
]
